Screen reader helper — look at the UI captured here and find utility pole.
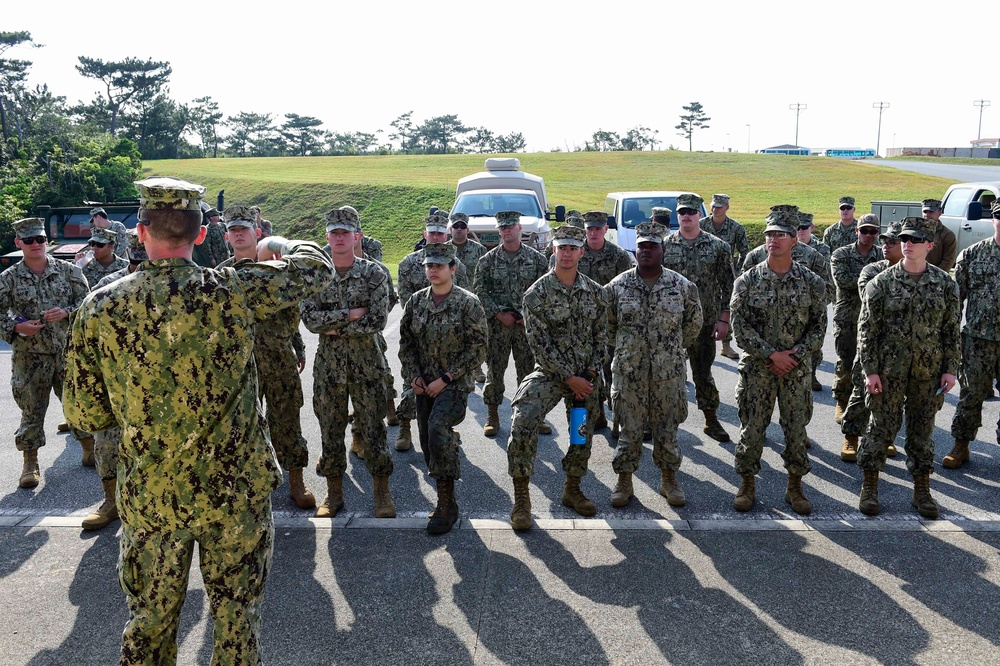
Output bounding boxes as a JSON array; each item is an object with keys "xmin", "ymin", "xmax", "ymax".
[
  {"xmin": 873, "ymin": 101, "xmax": 890, "ymax": 157},
  {"xmin": 974, "ymin": 100, "xmax": 991, "ymax": 140},
  {"xmin": 746, "ymin": 124, "xmax": 751, "ymax": 154},
  {"xmin": 788, "ymin": 103, "xmax": 807, "ymax": 147}
]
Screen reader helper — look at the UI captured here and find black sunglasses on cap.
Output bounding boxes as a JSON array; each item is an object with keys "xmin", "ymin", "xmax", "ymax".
[
  {"xmin": 89, "ymin": 240, "xmax": 110, "ymax": 248},
  {"xmin": 858, "ymin": 228, "xmax": 880, "ymax": 235},
  {"xmin": 20, "ymin": 236, "xmax": 47, "ymax": 245},
  {"xmin": 450, "ymin": 222, "xmax": 468, "ymax": 229}
]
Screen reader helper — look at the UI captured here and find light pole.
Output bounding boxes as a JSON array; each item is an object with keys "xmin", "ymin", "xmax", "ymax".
[
  {"xmin": 974, "ymin": 100, "xmax": 991, "ymax": 139},
  {"xmin": 746, "ymin": 124, "xmax": 751, "ymax": 153},
  {"xmin": 789, "ymin": 103, "xmax": 807, "ymax": 147},
  {"xmin": 726, "ymin": 133, "xmax": 731, "ymax": 152},
  {"xmin": 873, "ymin": 101, "xmax": 890, "ymax": 157}
]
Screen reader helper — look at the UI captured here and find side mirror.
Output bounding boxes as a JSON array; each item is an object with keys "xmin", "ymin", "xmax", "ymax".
[
  {"xmin": 554, "ymin": 205, "xmax": 566, "ymax": 223},
  {"xmin": 607, "ymin": 215, "xmax": 617, "ymax": 229},
  {"xmin": 967, "ymin": 201, "xmax": 983, "ymax": 221}
]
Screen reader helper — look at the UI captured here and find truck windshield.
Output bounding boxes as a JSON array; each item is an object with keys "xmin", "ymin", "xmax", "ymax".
[
  {"xmin": 52, "ymin": 210, "xmax": 140, "ymax": 239},
  {"xmin": 620, "ymin": 198, "xmax": 682, "ymax": 229},
  {"xmin": 453, "ymin": 193, "xmax": 543, "ymax": 219}
]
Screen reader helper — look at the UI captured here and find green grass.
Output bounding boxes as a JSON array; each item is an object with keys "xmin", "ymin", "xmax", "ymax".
[
  {"xmin": 890, "ymin": 156, "xmax": 1000, "ymax": 166},
  {"xmin": 145, "ymin": 152, "xmax": 955, "ymax": 266}
]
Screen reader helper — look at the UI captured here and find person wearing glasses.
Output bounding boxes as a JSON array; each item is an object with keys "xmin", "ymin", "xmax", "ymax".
[
  {"xmin": 823, "ymin": 196, "xmax": 859, "ymax": 253},
  {"xmin": 730, "ymin": 208, "xmax": 827, "ymax": 515},
  {"xmin": 81, "ymin": 228, "xmax": 128, "ymax": 288},
  {"xmin": 921, "ymin": 198, "xmax": 958, "ymax": 272},
  {"xmin": 0, "ymin": 218, "xmax": 89, "ymax": 488},
  {"xmin": 947, "ymin": 201, "xmax": 1000, "ymax": 469},
  {"xmin": 88, "ymin": 206, "xmax": 129, "ymax": 259},
  {"xmin": 856, "ymin": 216, "xmax": 960, "ymax": 518},
  {"xmin": 830, "ymin": 214, "xmax": 884, "ymax": 449}
]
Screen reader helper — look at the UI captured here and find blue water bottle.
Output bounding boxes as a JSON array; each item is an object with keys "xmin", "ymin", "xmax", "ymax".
[{"xmin": 569, "ymin": 400, "xmax": 587, "ymax": 446}]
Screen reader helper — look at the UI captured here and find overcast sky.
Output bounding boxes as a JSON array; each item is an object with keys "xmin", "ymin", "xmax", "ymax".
[{"xmin": 7, "ymin": 0, "xmax": 995, "ymax": 155}]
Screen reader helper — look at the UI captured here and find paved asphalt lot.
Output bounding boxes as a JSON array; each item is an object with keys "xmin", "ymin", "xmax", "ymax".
[{"xmin": 2, "ymin": 305, "xmax": 999, "ymax": 664}]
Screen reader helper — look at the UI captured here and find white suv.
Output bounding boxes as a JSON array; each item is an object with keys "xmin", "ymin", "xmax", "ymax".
[{"xmin": 604, "ymin": 191, "xmax": 707, "ymax": 253}]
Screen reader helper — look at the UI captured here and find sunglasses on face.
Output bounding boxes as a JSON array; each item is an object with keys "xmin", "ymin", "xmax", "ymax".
[
  {"xmin": 900, "ymin": 236, "xmax": 927, "ymax": 244},
  {"xmin": 859, "ymin": 229, "xmax": 880, "ymax": 236},
  {"xmin": 21, "ymin": 236, "xmax": 46, "ymax": 245},
  {"xmin": 450, "ymin": 222, "xmax": 468, "ymax": 229},
  {"xmin": 89, "ymin": 241, "xmax": 110, "ymax": 248},
  {"xmin": 798, "ymin": 225, "xmax": 812, "ymax": 231},
  {"xmin": 677, "ymin": 209, "xmax": 698, "ymax": 216}
]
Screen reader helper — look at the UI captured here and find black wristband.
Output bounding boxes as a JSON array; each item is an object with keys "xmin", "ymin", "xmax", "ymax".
[{"xmin": 439, "ymin": 373, "xmax": 453, "ymax": 385}]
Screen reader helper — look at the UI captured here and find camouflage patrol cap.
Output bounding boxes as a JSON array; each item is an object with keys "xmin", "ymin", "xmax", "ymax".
[
  {"xmin": 650, "ymin": 207, "xmax": 672, "ymax": 223},
  {"xmin": 899, "ymin": 216, "xmax": 935, "ymax": 241},
  {"xmin": 880, "ymin": 221, "xmax": 904, "ymax": 240},
  {"xmin": 921, "ymin": 198, "xmax": 943, "ymax": 212},
  {"xmin": 797, "ymin": 212, "xmax": 815, "ymax": 227},
  {"xmin": 552, "ymin": 224, "xmax": 586, "ymax": 247},
  {"xmin": 338, "ymin": 205, "xmax": 361, "ymax": 228},
  {"xmin": 12, "ymin": 217, "xmax": 45, "ymax": 239},
  {"xmin": 223, "ymin": 205, "xmax": 257, "ymax": 229},
  {"xmin": 838, "ymin": 196, "xmax": 856, "ymax": 209},
  {"xmin": 858, "ymin": 213, "xmax": 880, "ymax": 230},
  {"xmin": 635, "ymin": 221, "xmax": 667, "ymax": 245},
  {"xmin": 422, "ymin": 242, "xmax": 456, "ymax": 265},
  {"xmin": 125, "ymin": 229, "xmax": 147, "ymax": 261},
  {"xmin": 91, "ymin": 228, "xmax": 117, "ymax": 245},
  {"xmin": 711, "ymin": 194, "xmax": 730, "ymax": 208},
  {"xmin": 565, "ymin": 217, "xmax": 585, "ymax": 229},
  {"xmin": 89, "ymin": 206, "xmax": 108, "ymax": 219},
  {"xmin": 583, "ymin": 210, "xmax": 609, "ymax": 227},
  {"xmin": 325, "ymin": 207, "xmax": 359, "ymax": 232},
  {"xmin": 449, "ymin": 212, "xmax": 470, "ymax": 225},
  {"xmin": 495, "ymin": 210, "xmax": 521, "ymax": 227},
  {"xmin": 675, "ymin": 193, "xmax": 703, "ymax": 212},
  {"xmin": 565, "ymin": 209, "xmax": 582, "ymax": 219},
  {"xmin": 134, "ymin": 177, "xmax": 205, "ymax": 211},
  {"xmin": 764, "ymin": 211, "xmax": 799, "ymax": 235},
  {"xmin": 770, "ymin": 204, "xmax": 799, "ymax": 215},
  {"xmin": 425, "ymin": 212, "xmax": 450, "ymax": 234},
  {"xmin": 204, "ymin": 207, "xmax": 220, "ymax": 218}
]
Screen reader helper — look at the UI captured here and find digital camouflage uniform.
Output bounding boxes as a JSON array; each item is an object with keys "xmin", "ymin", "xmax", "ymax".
[
  {"xmin": 474, "ymin": 241, "xmax": 549, "ymax": 407},
  {"xmin": 399, "ymin": 280, "xmax": 487, "ymax": 479},
  {"xmin": 361, "ymin": 235, "xmax": 383, "ymax": 263},
  {"xmin": 507, "ymin": 270, "xmax": 608, "ymax": 478},
  {"xmin": 731, "ymin": 261, "xmax": 828, "ymax": 477},
  {"xmin": 0, "ymin": 250, "xmax": 89, "ymax": 453},
  {"xmin": 662, "ymin": 229, "xmax": 734, "ymax": 412},
  {"xmin": 830, "ymin": 242, "xmax": 884, "ymax": 403},
  {"xmin": 857, "ymin": 262, "xmax": 961, "ymax": 474},
  {"xmin": 89, "ymin": 213, "xmax": 129, "ymax": 260},
  {"xmin": 700, "ymin": 212, "xmax": 749, "ymax": 349},
  {"xmin": 64, "ymin": 175, "xmax": 334, "ymax": 666},
  {"xmin": 950, "ymin": 235, "xmax": 1000, "ymax": 443},
  {"xmin": 823, "ymin": 219, "xmax": 858, "ymax": 254},
  {"xmin": 453, "ymin": 238, "xmax": 488, "ymax": 283},
  {"xmin": 606, "ymin": 267, "xmax": 702, "ymax": 473},
  {"xmin": 205, "ymin": 220, "xmax": 231, "ymax": 266},
  {"xmin": 82, "ymin": 229, "xmax": 129, "ymax": 288},
  {"xmin": 300, "ymin": 256, "xmax": 392, "ymax": 479}
]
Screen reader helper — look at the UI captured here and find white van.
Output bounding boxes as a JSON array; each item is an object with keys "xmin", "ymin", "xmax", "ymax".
[{"xmin": 604, "ymin": 191, "xmax": 707, "ymax": 253}]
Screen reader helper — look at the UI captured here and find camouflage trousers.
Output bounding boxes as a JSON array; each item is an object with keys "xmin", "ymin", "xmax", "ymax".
[
  {"xmin": 313, "ymin": 360, "xmax": 392, "ymax": 479},
  {"xmin": 379, "ymin": 333, "xmax": 397, "ymax": 401},
  {"xmin": 951, "ymin": 334, "xmax": 1000, "ymax": 442},
  {"xmin": 841, "ymin": 359, "xmax": 872, "ymax": 437},
  {"xmin": 611, "ymin": 377, "xmax": 688, "ymax": 474},
  {"xmin": 415, "ymin": 389, "xmax": 469, "ymax": 480},
  {"xmin": 118, "ymin": 505, "xmax": 273, "ymax": 666},
  {"xmin": 687, "ymin": 324, "xmax": 721, "ymax": 412},
  {"xmin": 483, "ymin": 319, "xmax": 534, "ymax": 407},
  {"xmin": 734, "ymin": 362, "xmax": 813, "ymax": 477},
  {"xmin": 859, "ymin": 376, "xmax": 943, "ymax": 475},
  {"xmin": 95, "ymin": 427, "xmax": 121, "ymax": 481},
  {"xmin": 257, "ymin": 338, "xmax": 310, "ymax": 471},
  {"xmin": 11, "ymin": 351, "xmax": 83, "ymax": 451},
  {"xmin": 507, "ymin": 370, "xmax": 601, "ymax": 478},
  {"xmin": 832, "ymin": 321, "xmax": 858, "ymax": 403},
  {"xmin": 599, "ymin": 345, "xmax": 614, "ymax": 410}
]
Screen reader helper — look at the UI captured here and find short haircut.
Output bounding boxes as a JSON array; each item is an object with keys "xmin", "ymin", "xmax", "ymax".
[{"xmin": 141, "ymin": 209, "xmax": 203, "ymax": 247}]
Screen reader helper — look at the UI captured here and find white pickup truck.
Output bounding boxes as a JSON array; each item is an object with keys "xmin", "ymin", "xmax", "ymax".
[
  {"xmin": 938, "ymin": 181, "xmax": 999, "ymax": 252},
  {"xmin": 451, "ymin": 158, "xmax": 564, "ymax": 251}
]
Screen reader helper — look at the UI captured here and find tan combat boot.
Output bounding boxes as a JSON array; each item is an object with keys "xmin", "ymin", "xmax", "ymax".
[
  {"xmin": 510, "ymin": 476, "xmax": 533, "ymax": 530},
  {"xmin": 720, "ymin": 341, "xmax": 739, "ymax": 359},
  {"xmin": 351, "ymin": 429, "xmax": 366, "ymax": 459},
  {"xmin": 660, "ymin": 468, "xmax": 686, "ymax": 507},
  {"xmin": 702, "ymin": 410, "xmax": 731, "ymax": 442},
  {"xmin": 19, "ymin": 450, "xmax": 40, "ymax": 489},
  {"xmin": 859, "ymin": 469, "xmax": 879, "ymax": 516},
  {"xmin": 82, "ymin": 479, "xmax": 119, "ymax": 530},
  {"xmin": 561, "ymin": 475, "xmax": 596, "ymax": 517},
  {"xmin": 834, "ymin": 400, "xmax": 848, "ymax": 424},
  {"xmin": 314, "ymin": 475, "xmax": 344, "ymax": 518},
  {"xmin": 609, "ymin": 472, "xmax": 633, "ymax": 508},
  {"xmin": 386, "ymin": 399, "xmax": 399, "ymax": 426},
  {"xmin": 395, "ymin": 420, "xmax": 412, "ymax": 451},
  {"xmin": 484, "ymin": 405, "xmax": 500, "ymax": 437},
  {"xmin": 288, "ymin": 468, "xmax": 316, "ymax": 509},
  {"xmin": 733, "ymin": 475, "xmax": 755, "ymax": 512},
  {"xmin": 427, "ymin": 479, "xmax": 458, "ymax": 535},
  {"xmin": 373, "ymin": 475, "xmax": 396, "ymax": 518},
  {"xmin": 911, "ymin": 473, "xmax": 939, "ymax": 519},
  {"xmin": 840, "ymin": 434, "xmax": 859, "ymax": 462},
  {"xmin": 942, "ymin": 439, "xmax": 969, "ymax": 469},
  {"xmin": 785, "ymin": 474, "xmax": 812, "ymax": 515},
  {"xmin": 80, "ymin": 436, "xmax": 96, "ymax": 467}
]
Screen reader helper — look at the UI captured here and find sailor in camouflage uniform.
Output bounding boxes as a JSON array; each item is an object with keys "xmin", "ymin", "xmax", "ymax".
[
  {"xmin": 662, "ymin": 193, "xmax": 735, "ymax": 443},
  {"xmin": 922, "ymin": 198, "xmax": 958, "ymax": 272},
  {"xmin": 88, "ymin": 206, "xmax": 129, "ymax": 259},
  {"xmin": 1, "ymin": 217, "xmax": 90, "ymax": 489},
  {"xmin": 856, "ymin": 216, "xmax": 960, "ymax": 518},
  {"xmin": 218, "ymin": 205, "xmax": 315, "ymax": 511},
  {"xmin": 300, "ymin": 207, "xmax": 396, "ymax": 519},
  {"xmin": 474, "ymin": 210, "xmax": 550, "ymax": 438},
  {"xmin": 204, "ymin": 207, "xmax": 232, "ymax": 267},
  {"xmin": 946, "ymin": 201, "xmax": 1000, "ymax": 469},
  {"xmin": 731, "ymin": 209, "xmax": 827, "ymax": 515},
  {"xmin": 700, "ymin": 194, "xmax": 749, "ymax": 360},
  {"xmin": 507, "ymin": 224, "xmax": 608, "ymax": 529},
  {"xmin": 823, "ymin": 195, "xmax": 860, "ymax": 253},
  {"xmin": 394, "ymin": 213, "xmax": 471, "ymax": 450},
  {"xmin": 81, "ymin": 227, "xmax": 129, "ymax": 287},
  {"xmin": 64, "ymin": 176, "xmax": 334, "ymax": 665},
  {"xmin": 605, "ymin": 222, "xmax": 702, "ymax": 508},
  {"xmin": 830, "ymin": 213, "xmax": 884, "ymax": 447},
  {"xmin": 450, "ymin": 211, "xmax": 490, "ymax": 383},
  {"xmin": 399, "ymin": 242, "xmax": 487, "ymax": 534},
  {"xmin": 796, "ymin": 211, "xmax": 833, "ymax": 391}
]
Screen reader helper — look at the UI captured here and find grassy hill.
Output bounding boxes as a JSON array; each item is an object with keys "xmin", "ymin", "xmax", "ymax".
[{"xmin": 144, "ymin": 152, "xmax": 955, "ymax": 266}]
